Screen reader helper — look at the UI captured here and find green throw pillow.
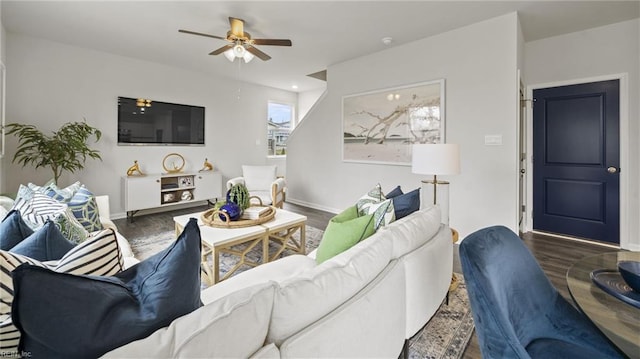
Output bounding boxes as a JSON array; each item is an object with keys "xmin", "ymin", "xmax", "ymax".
[{"xmin": 315, "ymin": 206, "xmax": 376, "ymax": 264}]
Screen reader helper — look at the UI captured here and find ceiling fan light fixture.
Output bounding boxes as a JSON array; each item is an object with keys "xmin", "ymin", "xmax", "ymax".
[
  {"xmin": 223, "ymin": 44, "xmax": 255, "ymax": 63},
  {"xmin": 223, "ymin": 49, "xmax": 235, "ymax": 62},
  {"xmin": 242, "ymin": 51, "xmax": 254, "ymax": 63},
  {"xmin": 233, "ymin": 43, "xmax": 246, "ymax": 57}
]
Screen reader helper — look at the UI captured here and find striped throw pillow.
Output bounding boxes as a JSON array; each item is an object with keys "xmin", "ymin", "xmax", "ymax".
[
  {"xmin": 0, "ymin": 228, "xmax": 123, "ymax": 315},
  {"xmin": 12, "ymin": 193, "xmax": 67, "ymax": 229},
  {"xmin": 0, "ymin": 314, "xmax": 19, "ymax": 357},
  {"xmin": 10, "ymin": 193, "xmax": 89, "ymax": 243}
]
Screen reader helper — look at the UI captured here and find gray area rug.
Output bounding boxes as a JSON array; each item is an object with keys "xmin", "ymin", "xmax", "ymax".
[{"xmin": 129, "ymin": 226, "xmax": 474, "ymax": 359}]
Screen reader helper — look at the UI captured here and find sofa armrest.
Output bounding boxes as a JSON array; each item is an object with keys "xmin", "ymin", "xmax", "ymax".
[
  {"xmin": 226, "ymin": 177, "xmax": 245, "ymax": 191},
  {"xmin": 94, "ymin": 195, "xmax": 111, "ymax": 220}
]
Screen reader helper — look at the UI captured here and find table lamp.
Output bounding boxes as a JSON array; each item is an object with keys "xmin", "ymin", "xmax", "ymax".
[{"xmin": 411, "ymin": 143, "xmax": 460, "ymax": 225}]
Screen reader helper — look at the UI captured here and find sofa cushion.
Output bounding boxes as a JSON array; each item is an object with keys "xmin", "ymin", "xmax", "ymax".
[
  {"xmin": 67, "ymin": 186, "xmax": 103, "ymax": 232},
  {"xmin": 315, "ymin": 205, "xmax": 376, "ymax": 264},
  {"xmin": 9, "ymin": 221, "xmax": 75, "ymax": 261},
  {"xmin": 201, "ymin": 254, "xmax": 316, "ymax": 305},
  {"xmin": 356, "ymin": 184, "xmax": 395, "ymax": 229},
  {"xmin": 378, "ymin": 206, "xmax": 442, "ymax": 260},
  {"xmin": 104, "ymin": 282, "xmax": 276, "ymax": 359},
  {"xmin": 0, "ymin": 210, "xmax": 33, "ymax": 251},
  {"xmin": 11, "ymin": 219, "xmax": 202, "ymax": 358},
  {"xmin": 242, "ymin": 165, "xmax": 277, "ymax": 191},
  {"xmin": 0, "ymin": 228, "xmax": 123, "ymax": 315},
  {"xmin": 390, "ymin": 188, "xmax": 421, "ymax": 219},
  {"xmin": 267, "ymin": 230, "xmax": 394, "ymax": 345}
]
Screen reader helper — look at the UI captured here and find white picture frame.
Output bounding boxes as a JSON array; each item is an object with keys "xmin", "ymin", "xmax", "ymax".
[{"xmin": 342, "ymin": 79, "xmax": 445, "ymax": 165}]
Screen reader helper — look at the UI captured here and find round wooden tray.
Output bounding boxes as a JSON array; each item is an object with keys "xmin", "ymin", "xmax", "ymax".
[{"xmin": 201, "ymin": 205, "xmax": 276, "ymax": 228}]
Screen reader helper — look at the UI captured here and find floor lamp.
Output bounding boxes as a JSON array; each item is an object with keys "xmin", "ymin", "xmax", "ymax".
[
  {"xmin": 411, "ymin": 143, "xmax": 460, "ymax": 226},
  {"xmin": 412, "ymin": 143, "xmax": 461, "ymax": 291}
]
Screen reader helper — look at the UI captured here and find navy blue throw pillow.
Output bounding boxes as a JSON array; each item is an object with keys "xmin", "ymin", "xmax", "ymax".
[
  {"xmin": 0, "ymin": 210, "xmax": 34, "ymax": 251},
  {"xmin": 392, "ymin": 188, "xmax": 421, "ymax": 219},
  {"xmin": 385, "ymin": 185, "xmax": 403, "ymax": 199},
  {"xmin": 12, "ymin": 218, "xmax": 203, "ymax": 359},
  {"xmin": 9, "ymin": 221, "xmax": 75, "ymax": 261}
]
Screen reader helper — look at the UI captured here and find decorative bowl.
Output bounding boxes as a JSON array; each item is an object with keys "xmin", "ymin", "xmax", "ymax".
[{"xmin": 618, "ymin": 261, "xmax": 640, "ymax": 292}]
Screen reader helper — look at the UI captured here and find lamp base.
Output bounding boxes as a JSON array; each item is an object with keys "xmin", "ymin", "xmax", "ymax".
[{"xmin": 420, "ymin": 180, "xmax": 450, "ymax": 225}]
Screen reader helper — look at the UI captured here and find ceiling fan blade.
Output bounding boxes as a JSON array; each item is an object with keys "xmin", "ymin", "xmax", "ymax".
[
  {"xmin": 178, "ymin": 29, "xmax": 226, "ymax": 40},
  {"xmin": 252, "ymin": 39, "xmax": 292, "ymax": 47},
  {"xmin": 229, "ymin": 17, "xmax": 245, "ymax": 38},
  {"xmin": 209, "ymin": 44, "xmax": 234, "ymax": 55},
  {"xmin": 246, "ymin": 46, "xmax": 271, "ymax": 61}
]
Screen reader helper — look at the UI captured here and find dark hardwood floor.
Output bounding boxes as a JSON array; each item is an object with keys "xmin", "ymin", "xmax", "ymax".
[{"xmin": 113, "ymin": 203, "xmax": 619, "ymax": 359}]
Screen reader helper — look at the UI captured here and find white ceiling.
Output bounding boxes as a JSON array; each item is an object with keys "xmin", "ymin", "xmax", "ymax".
[{"xmin": 2, "ymin": 1, "xmax": 639, "ymax": 92}]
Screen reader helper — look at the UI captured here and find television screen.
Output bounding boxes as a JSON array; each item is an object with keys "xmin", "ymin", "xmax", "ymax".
[{"xmin": 117, "ymin": 97, "xmax": 205, "ymax": 145}]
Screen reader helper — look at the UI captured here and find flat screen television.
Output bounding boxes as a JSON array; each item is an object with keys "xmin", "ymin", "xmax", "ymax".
[{"xmin": 117, "ymin": 97, "xmax": 205, "ymax": 145}]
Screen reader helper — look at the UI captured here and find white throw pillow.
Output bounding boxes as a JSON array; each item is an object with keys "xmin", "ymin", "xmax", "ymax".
[{"xmin": 356, "ymin": 184, "xmax": 395, "ymax": 229}]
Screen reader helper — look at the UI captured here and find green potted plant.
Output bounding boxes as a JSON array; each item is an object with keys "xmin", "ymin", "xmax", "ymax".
[{"xmin": 5, "ymin": 120, "xmax": 102, "ymax": 184}]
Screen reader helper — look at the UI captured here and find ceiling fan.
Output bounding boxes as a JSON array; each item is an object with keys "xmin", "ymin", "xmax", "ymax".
[{"xmin": 179, "ymin": 17, "xmax": 292, "ymax": 62}]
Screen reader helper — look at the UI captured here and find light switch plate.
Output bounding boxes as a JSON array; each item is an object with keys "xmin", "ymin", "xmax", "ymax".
[{"xmin": 484, "ymin": 135, "xmax": 503, "ymax": 146}]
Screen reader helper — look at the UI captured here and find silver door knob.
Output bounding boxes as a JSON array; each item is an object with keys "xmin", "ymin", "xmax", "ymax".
[{"xmin": 607, "ymin": 166, "xmax": 618, "ymax": 173}]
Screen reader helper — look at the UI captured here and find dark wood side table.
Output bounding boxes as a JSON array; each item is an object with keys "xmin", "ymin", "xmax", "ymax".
[{"xmin": 566, "ymin": 251, "xmax": 640, "ymax": 358}]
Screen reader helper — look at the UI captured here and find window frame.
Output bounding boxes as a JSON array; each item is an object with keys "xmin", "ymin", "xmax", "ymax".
[{"xmin": 267, "ymin": 101, "xmax": 296, "ymax": 158}]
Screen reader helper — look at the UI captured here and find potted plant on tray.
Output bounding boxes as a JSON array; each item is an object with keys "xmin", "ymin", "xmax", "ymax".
[{"xmin": 5, "ymin": 120, "xmax": 102, "ymax": 184}]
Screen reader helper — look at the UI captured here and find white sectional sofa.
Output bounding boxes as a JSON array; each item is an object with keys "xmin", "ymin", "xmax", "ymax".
[
  {"xmin": 95, "ymin": 195, "xmax": 138, "ymax": 268},
  {"xmin": 104, "ymin": 205, "xmax": 453, "ymax": 358}
]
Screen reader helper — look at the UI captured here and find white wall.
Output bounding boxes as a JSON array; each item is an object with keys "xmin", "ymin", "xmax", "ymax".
[
  {"xmin": 524, "ymin": 19, "xmax": 640, "ymax": 250},
  {"xmin": 287, "ymin": 13, "xmax": 521, "ymax": 238},
  {"xmin": 298, "ymin": 87, "xmax": 325, "ymax": 122},
  {"xmin": 0, "ymin": 0, "xmax": 5, "ymax": 194},
  {"xmin": 4, "ymin": 33, "xmax": 296, "ymax": 217}
]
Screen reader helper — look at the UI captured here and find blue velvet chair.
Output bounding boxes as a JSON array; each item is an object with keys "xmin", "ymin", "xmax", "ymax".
[{"xmin": 459, "ymin": 226, "xmax": 624, "ymax": 359}]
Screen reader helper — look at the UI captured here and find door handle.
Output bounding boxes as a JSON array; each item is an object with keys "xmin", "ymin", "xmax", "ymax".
[{"xmin": 607, "ymin": 166, "xmax": 618, "ymax": 174}]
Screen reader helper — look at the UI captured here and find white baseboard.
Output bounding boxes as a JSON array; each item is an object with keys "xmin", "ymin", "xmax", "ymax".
[
  {"xmin": 286, "ymin": 198, "xmax": 340, "ymax": 214},
  {"xmin": 530, "ymin": 230, "xmax": 621, "ymax": 249}
]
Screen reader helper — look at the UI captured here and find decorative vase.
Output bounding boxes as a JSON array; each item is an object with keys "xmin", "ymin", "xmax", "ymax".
[{"xmin": 219, "ymin": 202, "xmax": 242, "ymax": 221}]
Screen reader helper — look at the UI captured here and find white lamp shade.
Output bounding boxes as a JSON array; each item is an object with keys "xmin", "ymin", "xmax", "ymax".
[{"xmin": 411, "ymin": 144, "xmax": 460, "ymax": 175}]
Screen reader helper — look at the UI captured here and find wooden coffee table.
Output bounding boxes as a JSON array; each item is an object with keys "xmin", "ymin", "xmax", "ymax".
[
  {"xmin": 174, "ymin": 208, "xmax": 307, "ymax": 285},
  {"xmin": 261, "ymin": 209, "xmax": 307, "ymax": 261}
]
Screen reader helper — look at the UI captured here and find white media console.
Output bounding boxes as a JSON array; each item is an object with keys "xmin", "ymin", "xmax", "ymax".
[{"xmin": 122, "ymin": 171, "xmax": 222, "ymax": 221}]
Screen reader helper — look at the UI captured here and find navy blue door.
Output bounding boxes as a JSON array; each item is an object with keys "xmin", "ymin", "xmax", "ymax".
[{"xmin": 533, "ymin": 80, "xmax": 619, "ymax": 244}]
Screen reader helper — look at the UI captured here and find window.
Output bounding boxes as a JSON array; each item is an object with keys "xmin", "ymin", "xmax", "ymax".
[{"xmin": 267, "ymin": 101, "xmax": 295, "ymax": 156}]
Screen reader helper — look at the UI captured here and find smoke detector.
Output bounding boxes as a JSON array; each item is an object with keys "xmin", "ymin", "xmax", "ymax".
[{"xmin": 381, "ymin": 37, "xmax": 393, "ymax": 45}]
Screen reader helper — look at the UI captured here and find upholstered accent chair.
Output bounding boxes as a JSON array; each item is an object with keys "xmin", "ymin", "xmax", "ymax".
[
  {"xmin": 226, "ymin": 165, "xmax": 286, "ymax": 208},
  {"xmin": 460, "ymin": 226, "xmax": 623, "ymax": 359}
]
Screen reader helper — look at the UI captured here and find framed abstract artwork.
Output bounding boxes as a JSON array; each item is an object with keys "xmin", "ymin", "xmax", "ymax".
[{"xmin": 342, "ymin": 79, "xmax": 445, "ymax": 165}]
